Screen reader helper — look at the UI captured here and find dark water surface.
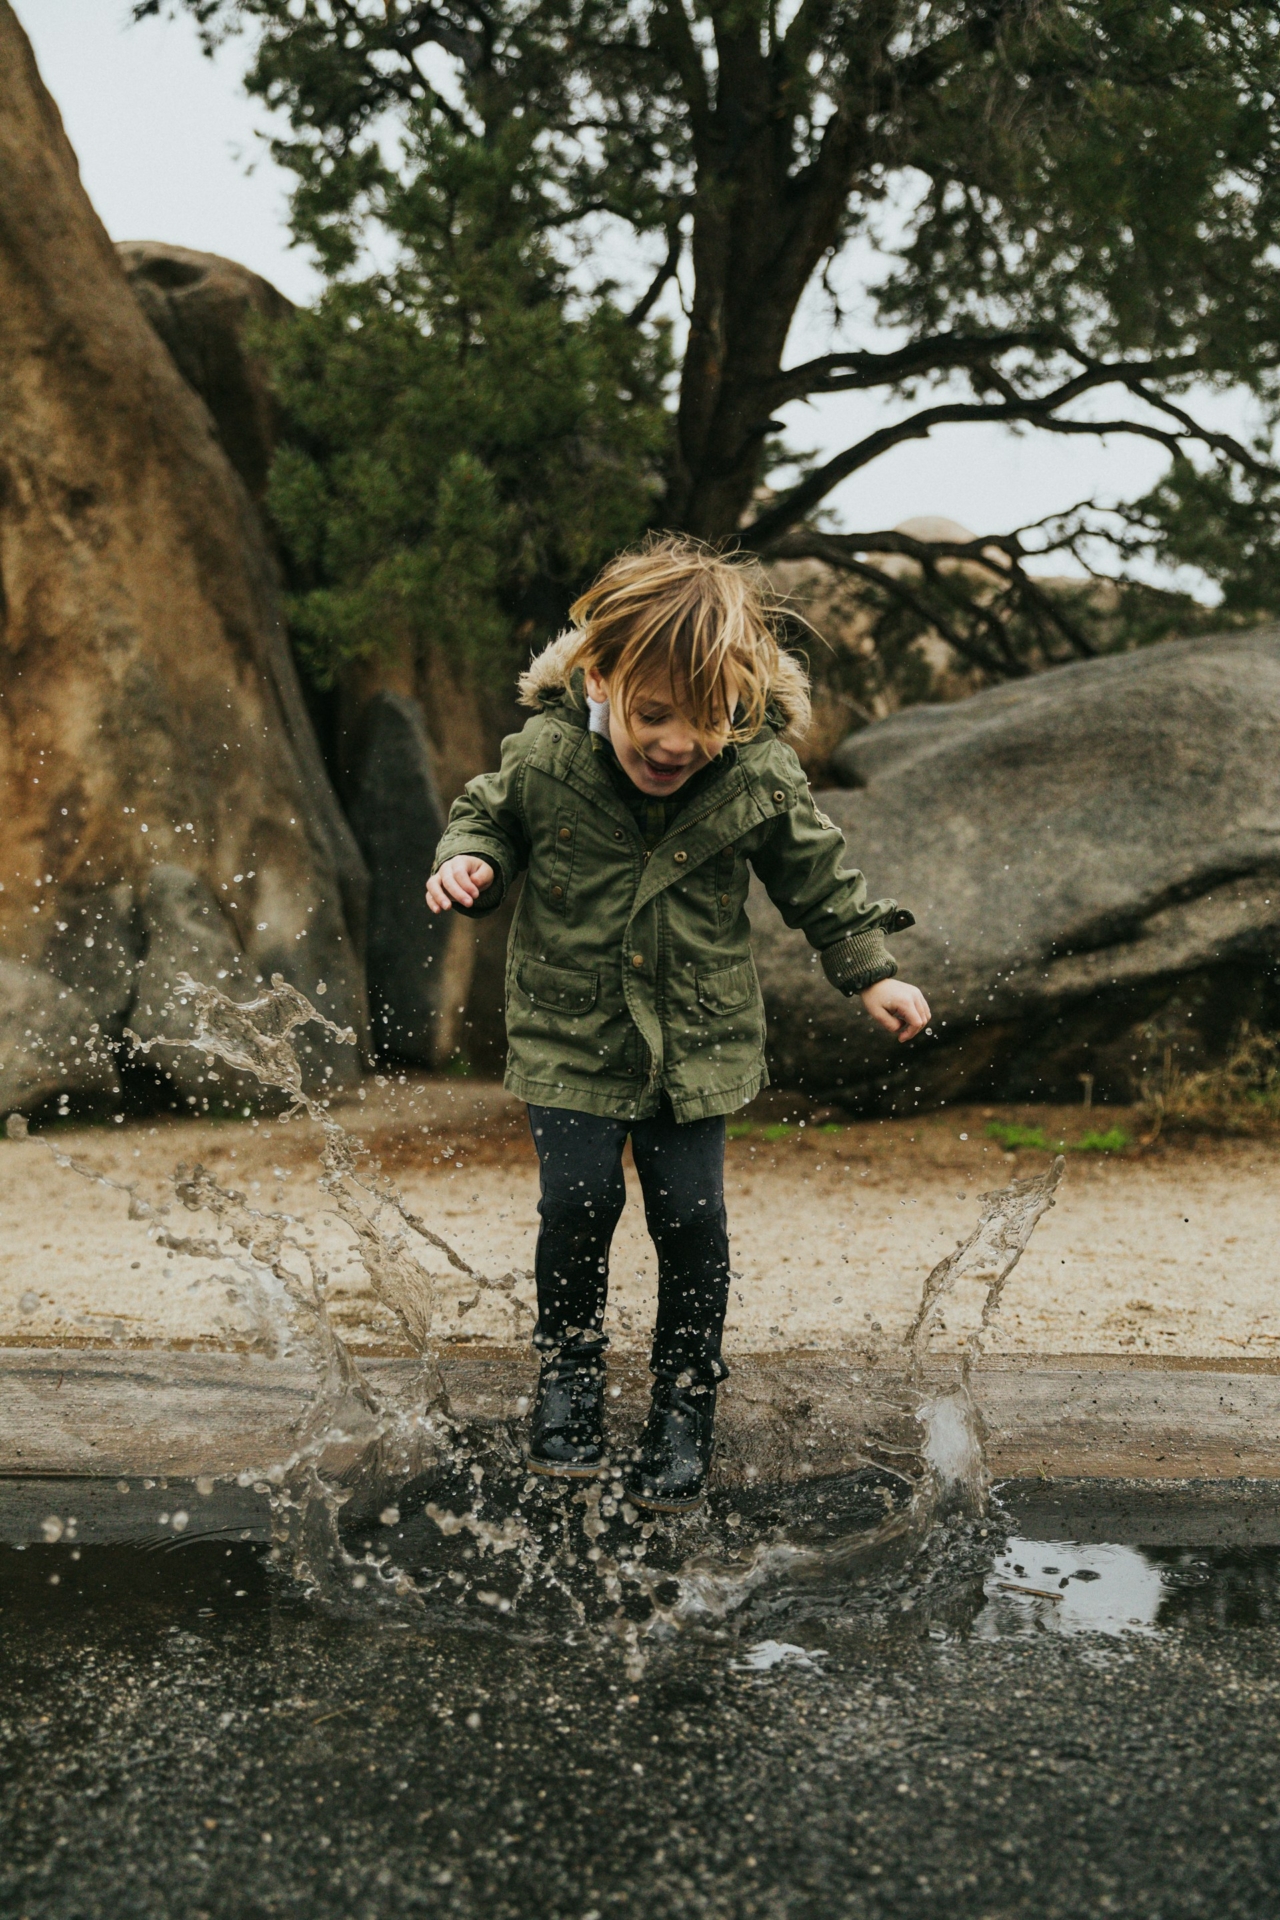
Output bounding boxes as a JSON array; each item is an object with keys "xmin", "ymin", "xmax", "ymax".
[{"xmin": 4, "ymin": 1478, "xmax": 1280, "ymax": 1920}]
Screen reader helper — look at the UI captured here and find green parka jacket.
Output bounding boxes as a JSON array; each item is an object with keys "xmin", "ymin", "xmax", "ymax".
[{"xmin": 431, "ymin": 636, "xmax": 911, "ymax": 1122}]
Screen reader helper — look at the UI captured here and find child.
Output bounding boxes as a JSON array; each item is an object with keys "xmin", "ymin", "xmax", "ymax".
[{"xmin": 426, "ymin": 537, "xmax": 929, "ymax": 1510}]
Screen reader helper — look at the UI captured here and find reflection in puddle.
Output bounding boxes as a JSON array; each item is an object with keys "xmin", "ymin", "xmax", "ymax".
[{"xmin": 978, "ymin": 1536, "xmax": 1165, "ymax": 1638}]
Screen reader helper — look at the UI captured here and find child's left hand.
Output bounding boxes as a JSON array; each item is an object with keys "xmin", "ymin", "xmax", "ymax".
[{"xmin": 860, "ymin": 978, "xmax": 931, "ymax": 1042}]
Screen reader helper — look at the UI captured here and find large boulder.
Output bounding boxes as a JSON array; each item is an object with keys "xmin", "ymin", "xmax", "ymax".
[
  {"xmin": 116, "ymin": 241, "xmax": 489, "ymax": 1069},
  {"xmin": 753, "ymin": 628, "xmax": 1280, "ymax": 1110},
  {"xmin": 126, "ymin": 866, "xmax": 269, "ymax": 1110},
  {"xmin": 116, "ymin": 240, "xmax": 293, "ymax": 505},
  {"xmin": 345, "ymin": 691, "xmax": 451, "ymax": 1064},
  {"xmin": 0, "ymin": 6, "xmax": 368, "ymax": 1108},
  {"xmin": 0, "ymin": 961, "xmax": 117, "ymax": 1113}
]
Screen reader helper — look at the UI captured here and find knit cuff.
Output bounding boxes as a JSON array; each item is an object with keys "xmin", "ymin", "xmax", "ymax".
[{"xmin": 821, "ymin": 928, "xmax": 898, "ymax": 997}]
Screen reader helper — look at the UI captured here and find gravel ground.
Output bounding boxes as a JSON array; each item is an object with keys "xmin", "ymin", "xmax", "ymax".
[
  {"xmin": 1, "ymin": 1076, "xmax": 1275, "ymax": 1363},
  {"xmin": 4, "ymin": 1488, "xmax": 1280, "ymax": 1920}
]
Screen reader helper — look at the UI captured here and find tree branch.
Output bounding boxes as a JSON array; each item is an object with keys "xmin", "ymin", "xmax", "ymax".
[
  {"xmin": 770, "ymin": 329, "xmax": 1069, "ymax": 405},
  {"xmin": 743, "ymin": 363, "xmax": 1277, "ymax": 549},
  {"xmin": 768, "ymin": 520, "xmax": 1108, "ymax": 675},
  {"xmin": 647, "ymin": 0, "xmax": 711, "ymax": 136},
  {"xmin": 774, "ymin": 535, "xmax": 1023, "ymax": 680},
  {"xmin": 625, "ymin": 219, "xmax": 684, "ymax": 326}
]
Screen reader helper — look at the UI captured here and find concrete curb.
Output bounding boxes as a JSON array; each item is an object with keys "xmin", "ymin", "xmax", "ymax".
[{"xmin": 2, "ymin": 1346, "xmax": 1279, "ymax": 1482}]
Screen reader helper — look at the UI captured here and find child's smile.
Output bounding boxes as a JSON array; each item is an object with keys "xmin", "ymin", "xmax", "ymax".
[{"xmin": 584, "ymin": 666, "xmax": 736, "ymax": 798}]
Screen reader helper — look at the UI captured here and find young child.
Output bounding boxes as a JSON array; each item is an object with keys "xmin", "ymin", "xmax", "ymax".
[{"xmin": 426, "ymin": 537, "xmax": 929, "ymax": 1510}]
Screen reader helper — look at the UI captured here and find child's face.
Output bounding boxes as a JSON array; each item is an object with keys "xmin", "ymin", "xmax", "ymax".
[{"xmin": 584, "ymin": 665, "xmax": 738, "ymax": 797}]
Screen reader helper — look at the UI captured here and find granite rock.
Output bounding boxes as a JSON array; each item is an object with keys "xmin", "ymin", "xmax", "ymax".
[{"xmin": 754, "ymin": 628, "xmax": 1280, "ymax": 1110}]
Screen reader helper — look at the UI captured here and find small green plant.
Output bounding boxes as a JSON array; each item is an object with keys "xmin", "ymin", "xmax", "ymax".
[
  {"xmin": 760, "ymin": 1123, "xmax": 793, "ymax": 1142},
  {"xmin": 1075, "ymin": 1126, "xmax": 1130, "ymax": 1153},
  {"xmin": 726, "ymin": 1121, "xmax": 754, "ymax": 1140},
  {"xmin": 818, "ymin": 1122, "xmax": 845, "ymax": 1135},
  {"xmin": 985, "ymin": 1119, "xmax": 1131, "ymax": 1155},
  {"xmin": 985, "ymin": 1121, "xmax": 1052, "ymax": 1152}
]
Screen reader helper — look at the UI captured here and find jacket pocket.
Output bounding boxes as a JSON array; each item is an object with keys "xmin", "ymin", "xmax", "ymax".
[
  {"xmin": 517, "ymin": 957, "xmax": 599, "ymax": 1015},
  {"xmin": 696, "ymin": 959, "xmax": 755, "ymax": 1015}
]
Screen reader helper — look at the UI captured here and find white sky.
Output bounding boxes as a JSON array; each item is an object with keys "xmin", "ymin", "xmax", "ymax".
[{"xmin": 15, "ymin": 1, "xmax": 1246, "ymax": 577}]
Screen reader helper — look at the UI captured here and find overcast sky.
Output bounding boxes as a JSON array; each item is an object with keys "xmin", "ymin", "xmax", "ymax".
[{"xmin": 16, "ymin": 1, "xmax": 1244, "ymax": 579}]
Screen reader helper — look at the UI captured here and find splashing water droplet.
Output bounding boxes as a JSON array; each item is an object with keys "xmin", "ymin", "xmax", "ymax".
[{"xmin": 907, "ymin": 1159, "xmax": 1064, "ymax": 1514}]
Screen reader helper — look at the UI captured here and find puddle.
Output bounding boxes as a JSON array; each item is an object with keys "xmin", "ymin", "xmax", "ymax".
[
  {"xmin": 980, "ymin": 1537, "xmax": 1165, "ymax": 1637},
  {"xmin": 6, "ymin": 1483, "xmax": 1280, "ymax": 1918}
]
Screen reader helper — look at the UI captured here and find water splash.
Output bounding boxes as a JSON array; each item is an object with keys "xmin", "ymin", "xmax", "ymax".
[
  {"xmin": 34, "ymin": 974, "xmax": 533, "ymax": 1605},
  {"xmin": 28, "ymin": 975, "xmax": 1065, "ymax": 1640},
  {"xmin": 907, "ymin": 1158, "xmax": 1065, "ymax": 1514}
]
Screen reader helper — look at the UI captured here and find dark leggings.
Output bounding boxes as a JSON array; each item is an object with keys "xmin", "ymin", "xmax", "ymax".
[{"xmin": 528, "ymin": 1100, "xmax": 730, "ymax": 1387}]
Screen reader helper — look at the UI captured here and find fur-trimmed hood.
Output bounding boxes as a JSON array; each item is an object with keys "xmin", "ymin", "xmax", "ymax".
[{"xmin": 516, "ymin": 630, "xmax": 811, "ymax": 733}]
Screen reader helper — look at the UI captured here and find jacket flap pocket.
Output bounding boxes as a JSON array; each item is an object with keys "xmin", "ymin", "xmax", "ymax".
[
  {"xmin": 518, "ymin": 958, "xmax": 598, "ymax": 1014},
  {"xmin": 696, "ymin": 960, "xmax": 755, "ymax": 1015}
]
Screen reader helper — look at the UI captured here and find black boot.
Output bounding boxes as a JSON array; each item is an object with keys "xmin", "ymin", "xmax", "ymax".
[
  {"xmin": 626, "ymin": 1376, "xmax": 716, "ymax": 1511},
  {"xmin": 527, "ymin": 1341, "xmax": 608, "ymax": 1477}
]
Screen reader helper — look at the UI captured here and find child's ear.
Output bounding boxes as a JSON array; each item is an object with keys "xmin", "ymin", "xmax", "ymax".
[{"xmin": 584, "ymin": 665, "xmax": 609, "ymax": 703}]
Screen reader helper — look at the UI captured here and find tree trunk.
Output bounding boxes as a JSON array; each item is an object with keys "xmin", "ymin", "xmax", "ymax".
[{"xmin": 0, "ymin": 3, "xmax": 368, "ymax": 1111}]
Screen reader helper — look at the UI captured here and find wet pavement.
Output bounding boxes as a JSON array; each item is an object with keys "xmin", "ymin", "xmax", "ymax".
[{"xmin": 4, "ymin": 1479, "xmax": 1280, "ymax": 1918}]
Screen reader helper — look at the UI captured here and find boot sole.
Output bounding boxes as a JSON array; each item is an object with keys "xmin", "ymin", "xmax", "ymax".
[
  {"xmin": 628, "ymin": 1487, "xmax": 706, "ymax": 1513},
  {"xmin": 525, "ymin": 1454, "xmax": 609, "ymax": 1480}
]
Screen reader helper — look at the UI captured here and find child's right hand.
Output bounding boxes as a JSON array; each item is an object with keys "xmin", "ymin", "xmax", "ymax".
[{"xmin": 426, "ymin": 855, "xmax": 495, "ymax": 913}]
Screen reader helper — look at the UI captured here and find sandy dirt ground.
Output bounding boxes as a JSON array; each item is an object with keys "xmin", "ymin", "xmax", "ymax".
[{"xmin": 1, "ymin": 1075, "xmax": 1276, "ymax": 1365}]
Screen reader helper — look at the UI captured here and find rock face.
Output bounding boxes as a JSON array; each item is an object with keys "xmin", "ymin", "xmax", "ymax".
[
  {"xmin": 0, "ymin": 961, "xmax": 117, "ymax": 1113},
  {"xmin": 126, "ymin": 866, "xmax": 272, "ymax": 1110},
  {"xmin": 116, "ymin": 241, "xmax": 293, "ymax": 505},
  {"xmin": 753, "ymin": 628, "xmax": 1280, "ymax": 1110},
  {"xmin": 116, "ymin": 241, "xmax": 495, "ymax": 1069},
  {"xmin": 0, "ymin": 5, "xmax": 369, "ymax": 1111},
  {"xmin": 345, "ymin": 691, "xmax": 451, "ymax": 1064}
]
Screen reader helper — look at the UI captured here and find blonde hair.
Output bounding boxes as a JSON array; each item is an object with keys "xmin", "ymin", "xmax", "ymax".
[{"xmin": 557, "ymin": 534, "xmax": 809, "ymax": 749}]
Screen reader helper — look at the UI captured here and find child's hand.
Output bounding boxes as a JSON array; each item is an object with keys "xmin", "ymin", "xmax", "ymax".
[
  {"xmin": 426, "ymin": 856, "xmax": 495, "ymax": 913},
  {"xmin": 860, "ymin": 978, "xmax": 931, "ymax": 1042}
]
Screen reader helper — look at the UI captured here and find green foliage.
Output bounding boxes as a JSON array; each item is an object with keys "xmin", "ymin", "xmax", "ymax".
[
  {"xmin": 880, "ymin": 5, "xmax": 1280, "ymax": 366},
  {"xmin": 266, "ymin": 281, "xmax": 667, "ymax": 684},
  {"xmin": 985, "ymin": 1121, "xmax": 1054, "ymax": 1153},
  {"xmin": 985, "ymin": 1121, "xmax": 1130, "ymax": 1154},
  {"xmin": 142, "ymin": 0, "xmax": 1280, "ymax": 684},
  {"xmin": 1075, "ymin": 1128, "xmax": 1131, "ymax": 1155},
  {"xmin": 142, "ymin": 0, "xmax": 669, "ymax": 686}
]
